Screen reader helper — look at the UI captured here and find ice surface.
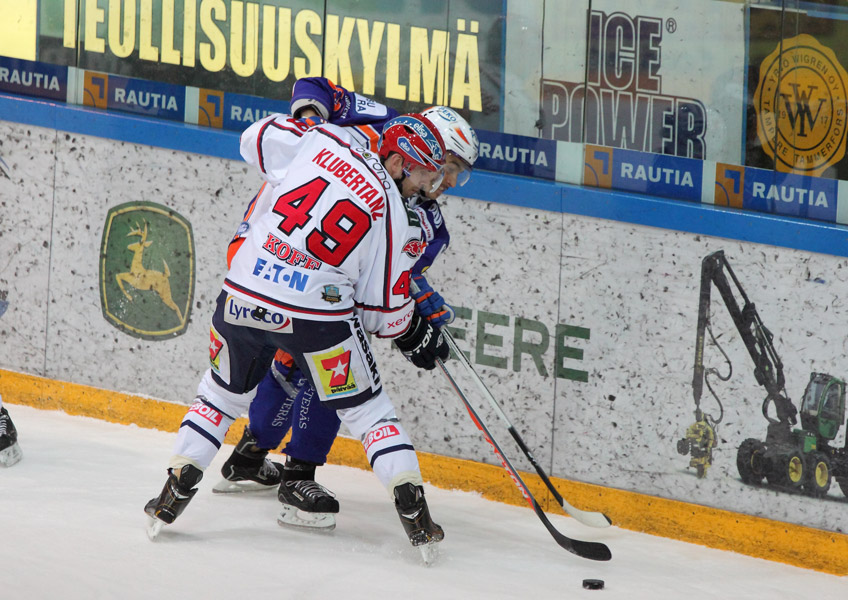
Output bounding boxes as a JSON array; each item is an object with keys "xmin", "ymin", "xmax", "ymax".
[{"xmin": 0, "ymin": 405, "xmax": 844, "ymax": 599}]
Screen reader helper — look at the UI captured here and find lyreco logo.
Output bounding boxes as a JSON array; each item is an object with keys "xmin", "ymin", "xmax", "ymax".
[
  {"xmin": 754, "ymin": 34, "xmax": 848, "ymax": 175},
  {"xmin": 99, "ymin": 202, "xmax": 194, "ymax": 340},
  {"xmin": 224, "ymin": 295, "xmax": 293, "ymax": 332},
  {"xmin": 188, "ymin": 401, "xmax": 223, "ymax": 426},
  {"xmin": 363, "ymin": 424, "xmax": 400, "ymax": 452}
]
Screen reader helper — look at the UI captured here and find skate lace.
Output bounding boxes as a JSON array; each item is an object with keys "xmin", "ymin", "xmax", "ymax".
[
  {"xmin": 259, "ymin": 459, "xmax": 278, "ymax": 478},
  {"xmin": 296, "ymin": 479, "xmax": 336, "ymax": 499},
  {"xmin": 0, "ymin": 414, "xmax": 8, "ymax": 437}
]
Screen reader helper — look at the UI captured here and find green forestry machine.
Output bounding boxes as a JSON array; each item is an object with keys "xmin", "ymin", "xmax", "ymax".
[{"xmin": 677, "ymin": 250, "xmax": 848, "ymax": 497}]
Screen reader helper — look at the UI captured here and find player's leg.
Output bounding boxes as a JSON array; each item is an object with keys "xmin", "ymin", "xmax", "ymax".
[
  {"xmin": 281, "ymin": 316, "xmax": 442, "ymax": 545},
  {"xmin": 214, "ymin": 357, "xmax": 299, "ymax": 492},
  {"xmin": 0, "ymin": 394, "xmax": 22, "ymax": 468},
  {"xmin": 277, "ymin": 382, "xmax": 343, "ymax": 527},
  {"xmin": 145, "ymin": 291, "xmax": 277, "ymax": 525},
  {"xmin": 337, "ymin": 392, "xmax": 443, "ymax": 546}
]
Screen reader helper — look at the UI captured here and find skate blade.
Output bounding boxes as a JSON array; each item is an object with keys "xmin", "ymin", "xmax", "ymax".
[
  {"xmin": 0, "ymin": 443, "xmax": 22, "ymax": 467},
  {"xmin": 277, "ymin": 504, "xmax": 336, "ymax": 531},
  {"xmin": 419, "ymin": 542, "xmax": 440, "ymax": 566},
  {"xmin": 145, "ymin": 515, "xmax": 165, "ymax": 541},
  {"xmin": 211, "ymin": 478, "xmax": 277, "ymax": 494}
]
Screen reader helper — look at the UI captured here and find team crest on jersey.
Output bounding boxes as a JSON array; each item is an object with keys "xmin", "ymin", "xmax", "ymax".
[
  {"xmin": 321, "ymin": 285, "xmax": 342, "ymax": 303},
  {"xmin": 99, "ymin": 202, "xmax": 194, "ymax": 340},
  {"xmin": 403, "ymin": 238, "xmax": 426, "ymax": 258}
]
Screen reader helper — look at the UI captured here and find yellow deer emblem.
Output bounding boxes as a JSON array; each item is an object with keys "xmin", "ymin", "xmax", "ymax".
[{"xmin": 116, "ymin": 222, "xmax": 183, "ymax": 321}]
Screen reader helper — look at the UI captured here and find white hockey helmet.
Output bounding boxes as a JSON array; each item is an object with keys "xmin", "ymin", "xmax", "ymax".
[{"xmin": 421, "ymin": 106, "xmax": 478, "ymax": 186}]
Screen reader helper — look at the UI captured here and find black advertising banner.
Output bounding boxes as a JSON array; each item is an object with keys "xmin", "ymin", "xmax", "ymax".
[
  {"xmin": 747, "ymin": 4, "xmax": 848, "ymax": 179},
  {"xmin": 33, "ymin": 0, "xmax": 503, "ymax": 130},
  {"xmin": 322, "ymin": 0, "xmax": 503, "ymax": 131}
]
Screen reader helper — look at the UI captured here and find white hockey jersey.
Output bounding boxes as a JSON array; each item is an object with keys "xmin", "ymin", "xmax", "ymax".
[{"xmin": 226, "ymin": 114, "xmax": 424, "ymax": 339}]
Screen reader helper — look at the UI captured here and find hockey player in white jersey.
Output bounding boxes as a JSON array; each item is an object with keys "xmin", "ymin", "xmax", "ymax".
[
  {"xmin": 0, "ymin": 394, "xmax": 22, "ymax": 467},
  {"xmin": 214, "ymin": 79, "xmax": 480, "ymax": 533},
  {"xmin": 145, "ymin": 112, "xmax": 450, "ymax": 550}
]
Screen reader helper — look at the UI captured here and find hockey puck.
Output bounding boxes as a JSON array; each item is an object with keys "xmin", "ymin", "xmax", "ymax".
[{"xmin": 582, "ymin": 579, "xmax": 604, "ymax": 590}]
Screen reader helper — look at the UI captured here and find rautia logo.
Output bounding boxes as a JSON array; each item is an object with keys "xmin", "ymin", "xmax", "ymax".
[{"xmin": 99, "ymin": 202, "xmax": 194, "ymax": 340}]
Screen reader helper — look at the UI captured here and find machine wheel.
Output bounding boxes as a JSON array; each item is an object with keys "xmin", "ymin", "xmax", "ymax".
[
  {"xmin": 836, "ymin": 477, "xmax": 848, "ymax": 499},
  {"xmin": 737, "ymin": 438, "xmax": 767, "ymax": 484},
  {"xmin": 766, "ymin": 451, "xmax": 805, "ymax": 489},
  {"xmin": 805, "ymin": 453, "xmax": 831, "ymax": 497}
]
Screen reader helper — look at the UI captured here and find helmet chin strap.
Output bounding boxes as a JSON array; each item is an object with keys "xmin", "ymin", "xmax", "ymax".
[{"xmin": 394, "ymin": 168, "xmax": 409, "ymax": 197}]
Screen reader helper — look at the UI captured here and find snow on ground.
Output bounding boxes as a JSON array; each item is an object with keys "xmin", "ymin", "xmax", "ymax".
[{"xmin": 1, "ymin": 405, "xmax": 845, "ymax": 599}]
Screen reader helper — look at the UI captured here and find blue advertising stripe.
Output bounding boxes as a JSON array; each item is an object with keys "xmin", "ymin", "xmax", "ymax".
[
  {"xmin": 0, "ymin": 57, "xmax": 67, "ymax": 101},
  {"xmin": 562, "ymin": 183, "xmax": 848, "ymax": 258},
  {"xmin": 742, "ymin": 166, "xmax": 838, "ymax": 223},
  {"xmin": 611, "ymin": 148, "xmax": 703, "ymax": 201},
  {"xmin": 222, "ymin": 92, "xmax": 290, "ymax": 131},
  {"xmin": 0, "ymin": 93, "xmax": 242, "ymax": 161},
  {"xmin": 475, "ymin": 129, "xmax": 556, "ymax": 180},
  {"xmin": 106, "ymin": 74, "xmax": 185, "ymax": 121},
  {"xmin": 2, "ymin": 92, "xmax": 847, "ymax": 259}
]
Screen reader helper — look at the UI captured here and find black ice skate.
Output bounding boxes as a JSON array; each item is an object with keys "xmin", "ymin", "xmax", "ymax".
[
  {"xmin": 212, "ymin": 426, "xmax": 283, "ymax": 494},
  {"xmin": 0, "ymin": 407, "xmax": 22, "ymax": 467},
  {"xmin": 276, "ymin": 457, "xmax": 338, "ymax": 531},
  {"xmin": 394, "ymin": 482, "xmax": 443, "ymax": 564},
  {"xmin": 144, "ymin": 464, "xmax": 203, "ymax": 540}
]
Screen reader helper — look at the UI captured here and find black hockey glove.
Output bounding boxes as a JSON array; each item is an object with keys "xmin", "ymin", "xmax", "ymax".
[{"xmin": 393, "ymin": 312, "xmax": 449, "ymax": 370}]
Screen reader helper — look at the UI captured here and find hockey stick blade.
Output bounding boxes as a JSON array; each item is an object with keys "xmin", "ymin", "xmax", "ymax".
[
  {"xmin": 530, "ymin": 497, "xmax": 611, "ymax": 561},
  {"xmin": 507, "ymin": 425, "xmax": 611, "ymax": 528},
  {"xmin": 441, "ymin": 329, "xmax": 612, "ymax": 528},
  {"xmin": 437, "ymin": 360, "xmax": 611, "ymax": 561}
]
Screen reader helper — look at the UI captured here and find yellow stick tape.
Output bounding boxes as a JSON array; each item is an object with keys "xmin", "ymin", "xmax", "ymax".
[{"xmin": 1, "ymin": 368, "xmax": 845, "ymax": 575}]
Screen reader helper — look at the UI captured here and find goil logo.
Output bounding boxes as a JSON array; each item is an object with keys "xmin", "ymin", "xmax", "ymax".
[
  {"xmin": 363, "ymin": 424, "xmax": 400, "ymax": 452},
  {"xmin": 99, "ymin": 202, "xmax": 194, "ymax": 339},
  {"xmin": 188, "ymin": 400, "xmax": 223, "ymax": 426},
  {"xmin": 754, "ymin": 34, "xmax": 848, "ymax": 175}
]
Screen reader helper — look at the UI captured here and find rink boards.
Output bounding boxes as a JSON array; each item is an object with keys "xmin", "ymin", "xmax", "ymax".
[{"xmin": 1, "ymin": 100, "xmax": 848, "ymax": 575}]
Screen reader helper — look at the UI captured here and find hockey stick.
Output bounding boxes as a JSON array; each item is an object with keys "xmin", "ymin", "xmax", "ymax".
[
  {"xmin": 436, "ymin": 358, "xmax": 611, "ymax": 561},
  {"xmin": 440, "ymin": 329, "xmax": 612, "ymax": 529}
]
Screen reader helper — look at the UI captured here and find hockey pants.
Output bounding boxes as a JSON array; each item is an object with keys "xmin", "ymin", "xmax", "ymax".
[{"xmin": 170, "ymin": 290, "xmax": 422, "ymax": 493}]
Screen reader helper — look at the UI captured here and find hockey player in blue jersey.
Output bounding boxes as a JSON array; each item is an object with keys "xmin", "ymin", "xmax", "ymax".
[{"xmin": 215, "ymin": 78, "xmax": 479, "ymax": 531}]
